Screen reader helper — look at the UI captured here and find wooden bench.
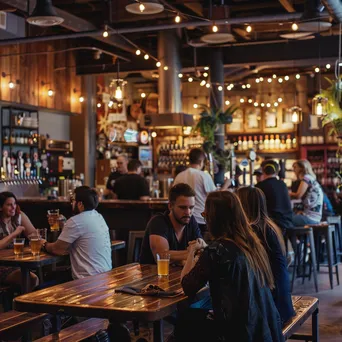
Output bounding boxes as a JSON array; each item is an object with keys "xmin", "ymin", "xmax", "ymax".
[
  {"xmin": 0, "ymin": 310, "xmax": 48, "ymax": 340},
  {"xmin": 283, "ymin": 296, "xmax": 319, "ymax": 341},
  {"xmin": 34, "ymin": 318, "xmax": 109, "ymax": 342}
]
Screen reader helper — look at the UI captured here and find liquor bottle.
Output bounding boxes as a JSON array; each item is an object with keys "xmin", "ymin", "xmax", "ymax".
[
  {"xmin": 16, "ymin": 133, "xmax": 21, "ymax": 144},
  {"xmin": 269, "ymin": 134, "xmax": 275, "ymax": 150},
  {"xmin": 237, "ymin": 136, "xmax": 242, "ymax": 151},
  {"xmin": 264, "ymin": 135, "xmax": 270, "ymax": 150},
  {"xmin": 242, "ymin": 136, "xmax": 248, "ymax": 151},
  {"xmin": 10, "ymin": 132, "xmax": 15, "ymax": 144},
  {"xmin": 3, "ymin": 130, "xmax": 8, "ymax": 144},
  {"xmin": 286, "ymin": 135, "xmax": 292, "ymax": 149},
  {"xmin": 275, "ymin": 134, "xmax": 280, "ymax": 150},
  {"xmin": 248, "ymin": 136, "xmax": 253, "ymax": 149},
  {"xmin": 20, "ymin": 133, "xmax": 24, "ymax": 144},
  {"xmin": 280, "ymin": 135, "xmax": 286, "ymax": 150},
  {"xmin": 259, "ymin": 135, "xmax": 264, "ymax": 150},
  {"xmin": 253, "ymin": 136, "xmax": 259, "ymax": 150},
  {"xmin": 292, "ymin": 136, "xmax": 297, "ymax": 149}
]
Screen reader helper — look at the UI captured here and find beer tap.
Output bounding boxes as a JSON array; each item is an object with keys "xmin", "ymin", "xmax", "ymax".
[{"xmin": 248, "ymin": 148, "xmax": 257, "ymax": 187}]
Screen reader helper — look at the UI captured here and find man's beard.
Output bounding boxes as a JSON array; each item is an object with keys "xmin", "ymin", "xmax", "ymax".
[
  {"xmin": 172, "ymin": 209, "xmax": 191, "ymax": 225},
  {"xmin": 73, "ymin": 205, "xmax": 80, "ymax": 215}
]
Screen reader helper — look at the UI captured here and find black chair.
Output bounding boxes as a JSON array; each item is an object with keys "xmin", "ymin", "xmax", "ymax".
[{"xmin": 127, "ymin": 230, "xmax": 145, "ymax": 264}]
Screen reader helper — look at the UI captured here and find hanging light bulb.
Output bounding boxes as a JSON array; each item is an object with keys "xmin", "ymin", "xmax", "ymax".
[
  {"xmin": 284, "ymin": 75, "xmax": 289, "ymax": 81},
  {"xmin": 261, "ymin": 103, "xmax": 265, "ymax": 107},
  {"xmin": 139, "ymin": 3, "xmax": 145, "ymax": 12},
  {"xmin": 225, "ymin": 100, "xmax": 230, "ymax": 105},
  {"xmin": 246, "ymin": 25, "xmax": 252, "ymax": 33},
  {"xmin": 229, "ymin": 83, "xmax": 234, "ymax": 88},
  {"xmin": 144, "ymin": 54, "xmax": 149, "ymax": 60},
  {"xmin": 218, "ymin": 85, "xmax": 223, "ymax": 91},
  {"xmin": 278, "ymin": 78, "xmax": 283, "ymax": 83},
  {"xmin": 205, "ymin": 83, "xmax": 210, "ymax": 88},
  {"xmin": 248, "ymin": 98, "xmax": 253, "ymax": 103},
  {"xmin": 175, "ymin": 14, "xmax": 181, "ymax": 23},
  {"xmin": 315, "ymin": 67, "xmax": 320, "ymax": 73},
  {"xmin": 295, "ymin": 74, "xmax": 301, "ymax": 79},
  {"xmin": 240, "ymin": 98, "xmax": 245, "ymax": 103},
  {"xmin": 272, "ymin": 74, "xmax": 277, "ymax": 79},
  {"xmin": 193, "ymin": 103, "xmax": 198, "ymax": 109},
  {"xmin": 246, "ymin": 83, "xmax": 251, "ymax": 88},
  {"xmin": 8, "ymin": 81, "xmax": 14, "ymax": 89},
  {"xmin": 151, "ymin": 131, "xmax": 157, "ymax": 138},
  {"xmin": 290, "ymin": 106, "xmax": 302, "ymax": 124},
  {"xmin": 163, "ymin": 65, "xmax": 168, "ymax": 70},
  {"xmin": 204, "ymin": 66, "xmax": 209, "ymax": 71},
  {"xmin": 188, "ymin": 77, "xmax": 193, "ymax": 82},
  {"xmin": 178, "ymin": 73, "xmax": 183, "ymax": 78},
  {"xmin": 47, "ymin": 89, "xmax": 54, "ymax": 97},
  {"xmin": 292, "ymin": 23, "xmax": 298, "ymax": 31},
  {"xmin": 203, "ymin": 72, "xmax": 208, "ymax": 77},
  {"xmin": 254, "ymin": 102, "xmax": 258, "ymax": 107},
  {"xmin": 200, "ymin": 80, "xmax": 206, "ymax": 87},
  {"xmin": 212, "ymin": 24, "xmax": 218, "ymax": 32},
  {"xmin": 115, "ymin": 85, "xmax": 123, "ymax": 100},
  {"xmin": 242, "ymin": 85, "xmax": 246, "ymax": 89},
  {"xmin": 108, "ymin": 100, "xmax": 114, "ymax": 108},
  {"xmin": 256, "ymin": 78, "xmax": 260, "ymax": 83},
  {"xmin": 103, "ymin": 25, "xmax": 109, "ymax": 38},
  {"xmin": 79, "ymin": 96, "xmax": 84, "ymax": 103},
  {"xmin": 156, "ymin": 61, "xmax": 161, "ymax": 67},
  {"xmin": 259, "ymin": 77, "xmax": 264, "ymax": 82},
  {"xmin": 266, "ymin": 103, "xmax": 271, "ymax": 108},
  {"xmin": 278, "ymin": 97, "xmax": 283, "ymax": 102},
  {"xmin": 274, "ymin": 102, "xmax": 279, "ymax": 107},
  {"xmin": 267, "ymin": 78, "xmax": 272, "ymax": 83},
  {"xmin": 136, "ymin": 49, "xmax": 141, "ymax": 55},
  {"xmin": 326, "ymin": 63, "xmax": 331, "ymax": 69},
  {"xmin": 141, "ymin": 92, "xmax": 146, "ymax": 98},
  {"xmin": 312, "ymin": 95, "xmax": 328, "ymax": 116},
  {"xmin": 97, "ymin": 103, "xmax": 102, "ymax": 108}
]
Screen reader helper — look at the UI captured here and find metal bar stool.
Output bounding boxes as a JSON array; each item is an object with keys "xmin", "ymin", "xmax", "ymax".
[
  {"xmin": 308, "ymin": 223, "xmax": 340, "ymax": 290},
  {"xmin": 286, "ymin": 227, "xmax": 318, "ymax": 293},
  {"xmin": 327, "ymin": 216, "xmax": 342, "ymax": 262}
]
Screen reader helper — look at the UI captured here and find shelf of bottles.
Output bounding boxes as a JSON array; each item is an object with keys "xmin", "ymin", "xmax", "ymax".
[
  {"xmin": 3, "ymin": 129, "xmax": 39, "ymax": 148},
  {"xmin": 226, "ymin": 134, "xmax": 298, "ymax": 154}
]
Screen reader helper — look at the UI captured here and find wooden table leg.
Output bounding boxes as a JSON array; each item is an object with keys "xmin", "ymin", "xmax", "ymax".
[
  {"xmin": 20, "ymin": 267, "xmax": 30, "ymax": 294},
  {"xmin": 153, "ymin": 320, "xmax": 164, "ymax": 342}
]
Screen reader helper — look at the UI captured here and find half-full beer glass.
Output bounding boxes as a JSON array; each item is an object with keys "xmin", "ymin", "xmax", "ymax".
[
  {"xmin": 29, "ymin": 234, "xmax": 41, "ymax": 257},
  {"xmin": 47, "ymin": 209, "xmax": 60, "ymax": 231},
  {"xmin": 156, "ymin": 253, "xmax": 170, "ymax": 277},
  {"xmin": 13, "ymin": 238, "xmax": 25, "ymax": 257}
]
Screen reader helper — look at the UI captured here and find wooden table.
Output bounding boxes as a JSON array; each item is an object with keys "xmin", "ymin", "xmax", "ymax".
[
  {"xmin": 14, "ymin": 263, "xmax": 204, "ymax": 342},
  {"xmin": 0, "ymin": 248, "xmax": 65, "ymax": 294}
]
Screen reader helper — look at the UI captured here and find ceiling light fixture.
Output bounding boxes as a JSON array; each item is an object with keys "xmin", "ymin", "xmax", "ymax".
[
  {"xmin": 256, "ymin": 78, "xmax": 260, "ymax": 83},
  {"xmin": 27, "ymin": 0, "xmax": 64, "ymax": 27},
  {"xmin": 312, "ymin": 95, "xmax": 328, "ymax": 116},
  {"xmin": 268, "ymin": 78, "xmax": 272, "ymax": 83},
  {"xmin": 254, "ymin": 102, "xmax": 258, "ymax": 107},
  {"xmin": 274, "ymin": 102, "xmax": 279, "ymax": 107},
  {"xmin": 136, "ymin": 49, "xmax": 141, "ymax": 56},
  {"xmin": 292, "ymin": 23, "xmax": 299, "ymax": 31},
  {"xmin": 79, "ymin": 96, "xmax": 84, "ymax": 103},
  {"xmin": 272, "ymin": 74, "xmax": 277, "ymax": 79},
  {"xmin": 175, "ymin": 14, "xmax": 181, "ymax": 23},
  {"xmin": 278, "ymin": 97, "xmax": 283, "ymax": 102},
  {"xmin": 126, "ymin": 0, "xmax": 164, "ymax": 15},
  {"xmin": 102, "ymin": 25, "xmax": 109, "ymax": 38},
  {"xmin": 261, "ymin": 103, "xmax": 265, "ymax": 107},
  {"xmin": 246, "ymin": 25, "xmax": 252, "ymax": 33},
  {"xmin": 242, "ymin": 84, "xmax": 246, "ymax": 89},
  {"xmin": 259, "ymin": 77, "xmax": 264, "ymax": 82},
  {"xmin": 248, "ymin": 98, "xmax": 253, "ymax": 103},
  {"xmin": 212, "ymin": 24, "xmax": 218, "ymax": 33},
  {"xmin": 246, "ymin": 83, "xmax": 251, "ymax": 88},
  {"xmin": 240, "ymin": 98, "xmax": 245, "ymax": 103}
]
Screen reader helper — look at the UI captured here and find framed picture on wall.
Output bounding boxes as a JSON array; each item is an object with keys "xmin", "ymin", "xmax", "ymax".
[
  {"xmin": 227, "ymin": 108, "xmax": 244, "ymax": 133},
  {"xmin": 281, "ymin": 108, "xmax": 295, "ymax": 130},
  {"xmin": 264, "ymin": 108, "xmax": 278, "ymax": 128},
  {"xmin": 245, "ymin": 107, "xmax": 261, "ymax": 132}
]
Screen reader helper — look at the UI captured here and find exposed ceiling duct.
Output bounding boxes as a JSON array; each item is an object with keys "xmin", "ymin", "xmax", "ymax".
[{"xmin": 321, "ymin": 0, "xmax": 342, "ymax": 23}]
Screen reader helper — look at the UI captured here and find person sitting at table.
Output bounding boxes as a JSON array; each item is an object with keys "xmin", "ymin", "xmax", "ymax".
[
  {"xmin": 255, "ymin": 159, "xmax": 293, "ymax": 234},
  {"xmin": 0, "ymin": 191, "xmax": 39, "ymax": 291},
  {"xmin": 237, "ymin": 186, "xmax": 295, "ymax": 325},
  {"xmin": 104, "ymin": 154, "xmax": 128, "ymax": 199},
  {"xmin": 43, "ymin": 186, "xmax": 112, "ymax": 280},
  {"xmin": 289, "ymin": 159, "xmax": 323, "ymax": 226},
  {"xmin": 177, "ymin": 191, "xmax": 283, "ymax": 342},
  {"xmin": 112, "ymin": 159, "xmax": 150, "ymax": 200},
  {"xmin": 140, "ymin": 183, "xmax": 205, "ymax": 265}
]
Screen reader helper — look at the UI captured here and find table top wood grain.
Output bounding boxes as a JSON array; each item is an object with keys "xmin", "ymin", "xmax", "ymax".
[
  {"xmin": 0, "ymin": 247, "xmax": 65, "ymax": 268},
  {"xmin": 14, "ymin": 263, "xmax": 198, "ymax": 322}
]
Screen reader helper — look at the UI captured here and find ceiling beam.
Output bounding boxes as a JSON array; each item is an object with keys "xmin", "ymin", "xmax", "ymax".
[
  {"xmin": 0, "ymin": 0, "xmax": 135, "ymax": 54},
  {"xmin": 278, "ymin": 0, "xmax": 296, "ymax": 13}
]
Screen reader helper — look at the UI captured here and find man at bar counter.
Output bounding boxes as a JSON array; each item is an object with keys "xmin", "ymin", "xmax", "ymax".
[
  {"xmin": 112, "ymin": 159, "xmax": 150, "ymax": 200},
  {"xmin": 43, "ymin": 186, "xmax": 112, "ymax": 280},
  {"xmin": 104, "ymin": 154, "xmax": 128, "ymax": 199},
  {"xmin": 140, "ymin": 183, "xmax": 206, "ymax": 264}
]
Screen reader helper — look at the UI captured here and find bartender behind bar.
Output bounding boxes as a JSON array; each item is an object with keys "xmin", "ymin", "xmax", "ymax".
[{"xmin": 104, "ymin": 155, "xmax": 128, "ymax": 199}]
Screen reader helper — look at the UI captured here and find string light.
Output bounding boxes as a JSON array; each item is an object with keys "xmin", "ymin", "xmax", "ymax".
[
  {"xmin": 278, "ymin": 97, "xmax": 283, "ymax": 102},
  {"xmin": 141, "ymin": 92, "xmax": 146, "ymax": 98},
  {"xmin": 218, "ymin": 85, "xmax": 223, "ymax": 91},
  {"xmin": 175, "ymin": 14, "xmax": 181, "ymax": 23},
  {"xmin": 254, "ymin": 102, "xmax": 258, "ymax": 107},
  {"xmin": 156, "ymin": 61, "xmax": 161, "ymax": 67},
  {"xmin": 8, "ymin": 81, "xmax": 14, "ymax": 89},
  {"xmin": 248, "ymin": 98, "xmax": 253, "ymax": 103},
  {"xmin": 278, "ymin": 78, "xmax": 283, "ymax": 83},
  {"xmin": 204, "ymin": 66, "xmax": 209, "ymax": 70},
  {"xmin": 225, "ymin": 100, "xmax": 230, "ymax": 105},
  {"xmin": 188, "ymin": 77, "xmax": 193, "ymax": 82},
  {"xmin": 272, "ymin": 74, "xmax": 277, "ymax": 79},
  {"xmin": 267, "ymin": 78, "xmax": 272, "ymax": 83},
  {"xmin": 178, "ymin": 73, "xmax": 183, "ymax": 78},
  {"xmin": 212, "ymin": 24, "xmax": 218, "ymax": 32},
  {"xmin": 315, "ymin": 67, "xmax": 320, "ymax": 73},
  {"xmin": 200, "ymin": 80, "xmax": 206, "ymax": 86},
  {"xmin": 292, "ymin": 23, "xmax": 298, "ymax": 31},
  {"xmin": 246, "ymin": 83, "xmax": 251, "ymax": 88},
  {"xmin": 259, "ymin": 77, "xmax": 264, "ymax": 82},
  {"xmin": 151, "ymin": 131, "xmax": 157, "ymax": 138},
  {"xmin": 261, "ymin": 103, "xmax": 265, "ymax": 107},
  {"xmin": 266, "ymin": 103, "xmax": 271, "ymax": 108},
  {"xmin": 144, "ymin": 54, "xmax": 149, "ymax": 60},
  {"xmin": 205, "ymin": 83, "xmax": 210, "ymax": 88},
  {"xmin": 102, "ymin": 25, "xmax": 109, "ymax": 38},
  {"xmin": 79, "ymin": 96, "xmax": 84, "ymax": 103},
  {"xmin": 326, "ymin": 63, "xmax": 331, "ymax": 69},
  {"xmin": 47, "ymin": 89, "xmax": 54, "ymax": 97},
  {"xmin": 274, "ymin": 102, "xmax": 279, "ymax": 107},
  {"xmin": 284, "ymin": 75, "xmax": 289, "ymax": 81},
  {"xmin": 97, "ymin": 103, "xmax": 101, "ymax": 108},
  {"xmin": 246, "ymin": 25, "xmax": 252, "ymax": 33},
  {"xmin": 136, "ymin": 49, "xmax": 141, "ymax": 55},
  {"xmin": 163, "ymin": 66, "xmax": 168, "ymax": 70},
  {"xmin": 242, "ymin": 85, "xmax": 246, "ymax": 89},
  {"xmin": 240, "ymin": 98, "xmax": 245, "ymax": 103},
  {"xmin": 229, "ymin": 84, "xmax": 234, "ymax": 88},
  {"xmin": 193, "ymin": 103, "xmax": 198, "ymax": 109},
  {"xmin": 108, "ymin": 100, "xmax": 114, "ymax": 108},
  {"xmin": 139, "ymin": 3, "xmax": 145, "ymax": 12},
  {"xmin": 295, "ymin": 74, "xmax": 301, "ymax": 79},
  {"xmin": 256, "ymin": 78, "xmax": 260, "ymax": 83},
  {"xmin": 227, "ymin": 85, "xmax": 231, "ymax": 91}
]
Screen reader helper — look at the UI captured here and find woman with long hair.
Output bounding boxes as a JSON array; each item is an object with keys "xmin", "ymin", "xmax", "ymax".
[
  {"xmin": 0, "ymin": 192, "xmax": 39, "ymax": 290},
  {"xmin": 237, "ymin": 186, "xmax": 295, "ymax": 325},
  {"xmin": 289, "ymin": 159, "xmax": 323, "ymax": 226},
  {"xmin": 178, "ymin": 191, "xmax": 283, "ymax": 342}
]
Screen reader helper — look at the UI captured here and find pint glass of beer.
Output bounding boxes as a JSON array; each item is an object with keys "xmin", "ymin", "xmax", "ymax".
[
  {"xmin": 156, "ymin": 253, "xmax": 170, "ymax": 277},
  {"xmin": 13, "ymin": 238, "xmax": 25, "ymax": 257},
  {"xmin": 29, "ymin": 234, "xmax": 41, "ymax": 257},
  {"xmin": 47, "ymin": 209, "xmax": 60, "ymax": 232}
]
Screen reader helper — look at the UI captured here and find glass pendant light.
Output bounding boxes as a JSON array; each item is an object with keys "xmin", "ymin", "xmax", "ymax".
[
  {"xmin": 290, "ymin": 106, "xmax": 303, "ymax": 124},
  {"xmin": 312, "ymin": 95, "xmax": 328, "ymax": 116}
]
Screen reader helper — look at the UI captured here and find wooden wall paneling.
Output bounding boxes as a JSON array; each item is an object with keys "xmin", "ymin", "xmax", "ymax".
[
  {"xmin": 1, "ymin": 46, "xmax": 11, "ymax": 102},
  {"xmin": 19, "ymin": 44, "xmax": 29, "ymax": 105},
  {"xmin": 46, "ymin": 43, "xmax": 55, "ymax": 109},
  {"xmin": 38, "ymin": 47, "xmax": 48, "ymax": 109},
  {"xmin": 54, "ymin": 41, "xmax": 66, "ymax": 112},
  {"xmin": 9, "ymin": 44, "xmax": 19, "ymax": 103}
]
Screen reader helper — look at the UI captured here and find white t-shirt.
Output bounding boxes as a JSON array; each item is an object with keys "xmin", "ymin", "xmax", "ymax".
[
  {"xmin": 174, "ymin": 168, "xmax": 216, "ymax": 224},
  {"xmin": 58, "ymin": 210, "xmax": 112, "ymax": 279}
]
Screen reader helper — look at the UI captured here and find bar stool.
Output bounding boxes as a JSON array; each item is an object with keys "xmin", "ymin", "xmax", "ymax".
[
  {"xmin": 307, "ymin": 223, "xmax": 340, "ymax": 290},
  {"xmin": 286, "ymin": 227, "xmax": 318, "ymax": 293},
  {"xmin": 327, "ymin": 216, "xmax": 342, "ymax": 262}
]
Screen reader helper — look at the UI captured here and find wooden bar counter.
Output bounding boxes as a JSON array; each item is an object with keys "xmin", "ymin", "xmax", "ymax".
[{"xmin": 17, "ymin": 197, "xmax": 168, "ymax": 244}]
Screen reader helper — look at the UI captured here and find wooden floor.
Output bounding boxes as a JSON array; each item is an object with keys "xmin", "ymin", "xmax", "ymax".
[{"xmin": 290, "ymin": 264, "xmax": 342, "ymax": 342}]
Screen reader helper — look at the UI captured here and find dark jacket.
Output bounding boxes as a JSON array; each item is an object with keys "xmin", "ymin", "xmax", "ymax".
[{"xmin": 182, "ymin": 239, "xmax": 284, "ymax": 342}]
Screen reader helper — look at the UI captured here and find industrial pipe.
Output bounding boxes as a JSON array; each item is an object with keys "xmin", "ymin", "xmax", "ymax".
[{"xmin": 321, "ymin": 0, "xmax": 342, "ymax": 23}]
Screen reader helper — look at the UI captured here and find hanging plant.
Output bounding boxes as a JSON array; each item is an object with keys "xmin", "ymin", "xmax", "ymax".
[{"xmin": 195, "ymin": 104, "xmax": 238, "ymax": 169}]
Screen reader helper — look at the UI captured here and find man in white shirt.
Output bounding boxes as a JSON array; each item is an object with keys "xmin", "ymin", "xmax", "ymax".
[
  {"xmin": 174, "ymin": 148, "xmax": 230, "ymax": 233},
  {"xmin": 43, "ymin": 186, "xmax": 112, "ymax": 279}
]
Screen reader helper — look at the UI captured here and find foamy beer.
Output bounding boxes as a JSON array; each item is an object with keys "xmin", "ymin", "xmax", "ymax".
[
  {"xmin": 156, "ymin": 253, "xmax": 170, "ymax": 277},
  {"xmin": 47, "ymin": 209, "xmax": 60, "ymax": 231},
  {"xmin": 30, "ymin": 236, "xmax": 41, "ymax": 256},
  {"xmin": 13, "ymin": 238, "xmax": 25, "ymax": 256}
]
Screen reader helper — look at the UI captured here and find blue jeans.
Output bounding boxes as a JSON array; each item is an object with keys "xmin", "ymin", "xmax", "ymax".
[
  {"xmin": 190, "ymin": 294, "xmax": 212, "ymax": 310},
  {"xmin": 291, "ymin": 214, "xmax": 319, "ymax": 227}
]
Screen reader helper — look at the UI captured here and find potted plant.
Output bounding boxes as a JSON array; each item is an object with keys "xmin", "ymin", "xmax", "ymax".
[{"xmin": 195, "ymin": 104, "xmax": 238, "ymax": 170}]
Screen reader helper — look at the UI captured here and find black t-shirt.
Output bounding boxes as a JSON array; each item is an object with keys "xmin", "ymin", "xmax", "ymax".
[
  {"xmin": 113, "ymin": 174, "xmax": 150, "ymax": 200},
  {"xmin": 256, "ymin": 177, "xmax": 293, "ymax": 232},
  {"xmin": 106, "ymin": 172, "xmax": 123, "ymax": 191},
  {"xmin": 140, "ymin": 211, "xmax": 202, "ymax": 264}
]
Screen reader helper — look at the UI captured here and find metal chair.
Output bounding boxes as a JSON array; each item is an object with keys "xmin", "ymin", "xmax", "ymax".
[{"xmin": 127, "ymin": 231, "xmax": 145, "ymax": 264}]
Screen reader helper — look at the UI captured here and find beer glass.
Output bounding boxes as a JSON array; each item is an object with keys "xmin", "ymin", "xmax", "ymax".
[
  {"xmin": 47, "ymin": 209, "xmax": 60, "ymax": 231},
  {"xmin": 156, "ymin": 253, "xmax": 170, "ymax": 277},
  {"xmin": 29, "ymin": 234, "xmax": 41, "ymax": 257},
  {"xmin": 13, "ymin": 238, "xmax": 25, "ymax": 257}
]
